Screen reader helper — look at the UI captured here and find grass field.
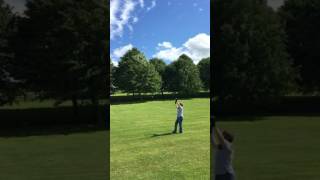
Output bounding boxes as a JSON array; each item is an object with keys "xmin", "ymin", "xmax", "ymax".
[
  {"xmin": 213, "ymin": 116, "xmax": 320, "ymax": 180},
  {"xmin": 0, "ymin": 100, "xmax": 109, "ymax": 180},
  {"xmin": 110, "ymin": 98, "xmax": 210, "ymax": 179},
  {"xmin": 0, "ymin": 131, "xmax": 109, "ymax": 180}
]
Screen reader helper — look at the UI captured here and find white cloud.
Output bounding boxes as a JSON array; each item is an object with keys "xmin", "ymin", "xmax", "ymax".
[
  {"xmin": 146, "ymin": 0, "xmax": 156, "ymax": 11},
  {"xmin": 153, "ymin": 47, "xmax": 184, "ymax": 61},
  {"xmin": 153, "ymin": 33, "xmax": 210, "ymax": 64},
  {"xmin": 112, "ymin": 60, "xmax": 119, "ymax": 67},
  {"xmin": 133, "ymin": 17, "xmax": 139, "ymax": 23},
  {"xmin": 111, "ymin": 44, "xmax": 134, "ymax": 63},
  {"xmin": 158, "ymin": 42, "xmax": 173, "ymax": 49},
  {"xmin": 111, "ymin": 0, "xmax": 156, "ymax": 39},
  {"xmin": 110, "ymin": 0, "xmax": 136, "ymax": 39},
  {"xmin": 183, "ymin": 33, "xmax": 210, "ymax": 61},
  {"xmin": 139, "ymin": 0, "xmax": 144, "ymax": 8}
]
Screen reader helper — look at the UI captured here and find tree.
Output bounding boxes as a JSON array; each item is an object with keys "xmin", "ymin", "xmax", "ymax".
[
  {"xmin": 138, "ymin": 62, "xmax": 161, "ymax": 94},
  {"xmin": 114, "ymin": 48, "xmax": 161, "ymax": 95},
  {"xmin": 279, "ymin": 0, "xmax": 320, "ymax": 93},
  {"xmin": 0, "ymin": 0, "xmax": 20, "ymax": 105},
  {"xmin": 150, "ymin": 58, "xmax": 166, "ymax": 95},
  {"xmin": 164, "ymin": 54, "xmax": 202, "ymax": 95},
  {"xmin": 110, "ymin": 60, "xmax": 116, "ymax": 94},
  {"xmin": 197, "ymin": 57, "xmax": 210, "ymax": 90},
  {"xmin": 213, "ymin": 0, "xmax": 296, "ymax": 102},
  {"xmin": 13, "ymin": 0, "xmax": 108, "ymax": 118}
]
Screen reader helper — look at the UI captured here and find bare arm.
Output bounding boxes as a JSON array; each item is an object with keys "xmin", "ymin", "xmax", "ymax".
[
  {"xmin": 213, "ymin": 127, "xmax": 226, "ymax": 147},
  {"xmin": 211, "ymin": 127, "xmax": 218, "ymax": 146},
  {"xmin": 175, "ymin": 100, "xmax": 180, "ymax": 108}
]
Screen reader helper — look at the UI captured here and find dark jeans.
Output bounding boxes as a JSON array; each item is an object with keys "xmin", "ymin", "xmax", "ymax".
[
  {"xmin": 215, "ymin": 173, "xmax": 235, "ymax": 180},
  {"xmin": 173, "ymin": 116, "xmax": 183, "ymax": 133}
]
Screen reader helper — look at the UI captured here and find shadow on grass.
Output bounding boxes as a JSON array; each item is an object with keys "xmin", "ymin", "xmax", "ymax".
[
  {"xmin": 0, "ymin": 125, "xmax": 107, "ymax": 138},
  {"xmin": 0, "ymin": 105, "xmax": 109, "ymax": 137},
  {"xmin": 111, "ymin": 92, "xmax": 209, "ymax": 105},
  {"xmin": 217, "ymin": 116, "xmax": 264, "ymax": 122},
  {"xmin": 151, "ymin": 132, "xmax": 176, "ymax": 137}
]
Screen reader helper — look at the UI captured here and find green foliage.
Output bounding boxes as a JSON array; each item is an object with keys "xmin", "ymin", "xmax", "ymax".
[
  {"xmin": 279, "ymin": 0, "xmax": 320, "ymax": 93},
  {"xmin": 197, "ymin": 57, "xmax": 210, "ymax": 90},
  {"xmin": 13, "ymin": 0, "xmax": 108, "ymax": 105},
  {"xmin": 213, "ymin": 0, "xmax": 297, "ymax": 101},
  {"xmin": 149, "ymin": 58, "xmax": 166, "ymax": 76},
  {"xmin": 114, "ymin": 48, "xmax": 161, "ymax": 95},
  {"xmin": 110, "ymin": 60, "xmax": 116, "ymax": 94},
  {"xmin": 150, "ymin": 58, "xmax": 166, "ymax": 93},
  {"xmin": 164, "ymin": 54, "xmax": 202, "ymax": 95},
  {"xmin": 0, "ymin": 0, "xmax": 20, "ymax": 105}
]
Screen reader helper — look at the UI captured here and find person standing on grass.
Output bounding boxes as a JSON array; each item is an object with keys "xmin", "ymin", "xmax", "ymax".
[
  {"xmin": 172, "ymin": 98, "xmax": 184, "ymax": 133},
  {"xmin": 211, "ymin": 125, "xmax": 236, "ymax": 180}
]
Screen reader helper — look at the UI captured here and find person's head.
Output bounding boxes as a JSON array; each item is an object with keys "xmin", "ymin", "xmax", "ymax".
[
  {"xmin": 222, "ymin": 130, "xmax": 234, "ymax": 143},
  {"xmin": 179, "ymin": 102, "xmax": 183, "ymax": 107}
]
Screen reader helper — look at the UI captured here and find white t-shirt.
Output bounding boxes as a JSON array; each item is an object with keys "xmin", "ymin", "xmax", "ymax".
[
  {"xmin": 214, "ymin": 140, "xmax": 234, "ymax": 175},
  {"xmin": 177, "ymin": 106, "xmax": 183, "ymax": 117}
]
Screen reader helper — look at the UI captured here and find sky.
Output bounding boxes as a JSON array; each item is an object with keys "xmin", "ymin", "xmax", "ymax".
[
  {"xmin": 3, "ymin": 0, "xmax": 285, "ymax": 65},
  {"xmin": 268, "ymin": 0, "xmax": 285, "ymax": 10},
  {"xmin": 110, "ymin": 0, "xmax": 211, "ymax": 65},
  {"xmin": 4, "ymin": 0, "xmax": 26, "ymax": 14}
]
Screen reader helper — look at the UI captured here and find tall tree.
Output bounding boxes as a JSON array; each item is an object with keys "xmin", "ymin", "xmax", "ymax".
[
  {"xmin": 150, "ymin": 58, "xmax": 166, "ymax": 95},
  {"xmin": 164, "ymin": 54, "xmax": 202, "ymax": 95},
  {"xmin": 0, "ymin": 0, "xmax": 20, "ymax": 105},
  {"xmin": 13, "ymin": 0, "xmax": 108, "ymax": 117},
  {"xmin": 110, "ymin": 60, "xmax": 116, "ymax": 94},
  {"xmin": 279, "ymin": 0, "xmax": 320, "ymax": 93},
  {"xmin": 213, "ymin": 0, "xmax": 296, "ymax": 101},
  {"xmin": 115, "ymin": 48, "xmax": 161, "ymax": 95},
  {"xmin": 197, "ymin": 57, "xmax": 210, "ymax": 90}
]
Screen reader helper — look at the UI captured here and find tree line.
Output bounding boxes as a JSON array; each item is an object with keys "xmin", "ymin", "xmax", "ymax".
[
  {"xmin": 213, "ymin": 0, "xmax": 320, "ymax": 102},
  {"xmin": 110, "ymin": 48, "xmax": 210, "ymax": 96},
  {"xmin": 1, "ymin": 0, "xmax": 319, "ymax": 107},
  {"xmin": 0, "ymin": 0, "xmax": 108, "ymax": 119}
]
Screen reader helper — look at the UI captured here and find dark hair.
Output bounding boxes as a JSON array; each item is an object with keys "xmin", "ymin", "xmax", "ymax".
[{"xmin": 222, "ymin": 130, "xmax": 234, "ymax": 143}]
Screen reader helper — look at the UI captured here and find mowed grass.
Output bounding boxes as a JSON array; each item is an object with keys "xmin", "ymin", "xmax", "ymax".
[
  {"xmin": 111, "ymin": 98, "xmax": 210, "ymax": 180},
  {"xmin": 213, "ymin": 116, "xmax": 320, "ymax": 180},
  {"xmin": 0, "ymin": 100, "xmax": 109, "ymax": 180},
  {"xmin": 0, "ymin": 131, "xmax": 109, "ymax": 180}
]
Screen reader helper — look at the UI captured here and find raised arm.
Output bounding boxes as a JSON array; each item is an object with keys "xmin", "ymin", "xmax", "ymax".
[
  {"xmin": 175, "ymin": 100, "xmax": 180, "ymax": 108},
  {"xmin": 211, "ymin": 126, "xmax": 218, "ymax": 146},
  {"xmin": 213, "ymin": 127, "xmax": 226, "ymax": 147}
]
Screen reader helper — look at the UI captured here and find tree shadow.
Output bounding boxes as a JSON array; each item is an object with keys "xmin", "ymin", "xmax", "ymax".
[
  {"xmin": 151, "ymin": 132, "xmax": 176, "ymax": 137},
  {"xmin": 0, "ymin": 125, "xmax": 107, "ymax": 138},
  {"xmin": 0, "ymin": 105, "xmax": 109, "ymax": 137},
  {"xmin": 111, "ymin": 92, "xmax": 209, "ymax": 105}
]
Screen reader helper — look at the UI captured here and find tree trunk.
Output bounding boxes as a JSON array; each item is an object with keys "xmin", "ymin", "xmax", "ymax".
[
  {"xmin": 91, "ymin": 95, "xmax": 100, "ymax": 124},
  {"xmin": 72, "ymin": 95, "xmax": 79, "ymax": 117}
]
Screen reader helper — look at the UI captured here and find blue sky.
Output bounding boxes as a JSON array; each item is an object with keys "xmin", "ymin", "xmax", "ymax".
[
  {"xmin": 110, "ymin": 0, "xmax": 211, "ymax": 65},
  {"xmin": 4, "ymin": 0, "xmax": 285, "ymax": 65}
]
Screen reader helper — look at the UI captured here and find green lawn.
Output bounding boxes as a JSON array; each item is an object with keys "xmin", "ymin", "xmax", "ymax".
[
  {"xmin": 110, "ymin": 98, "xmax": 210, "ymax": 179},
  {"xmin": 213, "ymin": 116, "xmax": 320, "ymax": 180},
  {"xmin": 0, "ymin": 100, "xmax": 109, "ymax": 180},
  {"xmin": 0, "ymin": 131, "xmax": 109, "ymax": 180}
]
